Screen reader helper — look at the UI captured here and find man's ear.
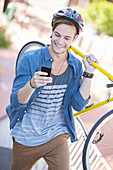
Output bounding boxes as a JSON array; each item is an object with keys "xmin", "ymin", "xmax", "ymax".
[
  {"xmin": 73, "ymin": 34, "xmax": 78, "ymax": 42},
  {"xmin": 50, "ymin": 28, "xmax": 54, "ymax": 38},
  {"xmin": 52, "ymin": 27, "xmax": 54, "ymax": 31}
]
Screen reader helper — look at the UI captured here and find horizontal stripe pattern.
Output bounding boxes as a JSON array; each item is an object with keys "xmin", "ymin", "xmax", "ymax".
[{"xmin": 11, "ymin": 66, "xmax": 70, "ymax": 146}]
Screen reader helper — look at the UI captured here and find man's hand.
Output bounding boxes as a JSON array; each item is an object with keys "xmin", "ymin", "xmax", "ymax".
[
  {"xmin": 17, "ymin": 71, "xmax": 52, "ymax": 104},
  {"xmin": 30, "ymin": 71, "xmax": 53, "ymax": 89},
  {"xmin": 83, "ymin": 54, "xmax": 99, "ymax": 73}
]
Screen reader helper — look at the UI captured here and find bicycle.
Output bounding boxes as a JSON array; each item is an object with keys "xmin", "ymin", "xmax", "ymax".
[
  {"xmin": 70, "ymin": 47, "xmax": 113, "ymax": 169},
  {"xmin": 16, "ymin": 41, "xmax": 113, "ymax": 169}
]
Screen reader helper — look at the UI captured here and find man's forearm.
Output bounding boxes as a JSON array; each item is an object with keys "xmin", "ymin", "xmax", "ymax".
[
  {"xmin": 79, "ymin": 77, "xmax": 92, "ymax": 100},
  {"xmin": 17, "ymin": 81, "xmax": 35, "ymax": 104},
  {"xmin": 79, "ymin": 54, "xmax": 98, "ymax": 100},
  {"xmin": 17, "ymin": 71, "xmax": 53, "ymax": 104}
]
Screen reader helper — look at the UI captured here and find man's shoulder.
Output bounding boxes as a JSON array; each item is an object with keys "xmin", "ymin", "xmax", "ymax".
[
  {"xmin": 68, "ymin": 51, "xmax": 82, "ymax": 65},
  {"xmin": 23, "ymin": 45, "xmax": 47, "ymax": 61}
]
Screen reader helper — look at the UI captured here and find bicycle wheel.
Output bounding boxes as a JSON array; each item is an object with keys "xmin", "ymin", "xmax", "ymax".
[
  {"xmin": 82, "ymin": 109, "xmax": 113, "ymax": 170},
  {"xmin": 15, "ymin": 41, "xmax": 45, "ymax": 74}
]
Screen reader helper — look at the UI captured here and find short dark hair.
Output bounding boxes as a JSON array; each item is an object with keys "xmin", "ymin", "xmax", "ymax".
[{"xmin": 52, "ymin": 17, "xmax": 79, "ymax": 35}]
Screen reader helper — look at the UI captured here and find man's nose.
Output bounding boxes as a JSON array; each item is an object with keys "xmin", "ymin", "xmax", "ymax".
[{"xmin": 57, "ymin": 37, "xmax": 64, "ymax": 44}]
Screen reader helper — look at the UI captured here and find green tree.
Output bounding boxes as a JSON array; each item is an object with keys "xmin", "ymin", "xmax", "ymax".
[
  {"xmin": 0, "ymin": 26, "xmax": 12, "ymax": 48},
  {"xmin": 82, "ymin": 0, "xmax": 113, "ymax": 36}
]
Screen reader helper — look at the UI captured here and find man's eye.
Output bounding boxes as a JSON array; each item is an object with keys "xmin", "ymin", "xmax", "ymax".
[
  {"xmin": 65, "ymin": 37, "xmax": 70, "ymax": 40},
  {"xmin": 55, "ymin": 33, "xmax": 60, "ymax": 37}
]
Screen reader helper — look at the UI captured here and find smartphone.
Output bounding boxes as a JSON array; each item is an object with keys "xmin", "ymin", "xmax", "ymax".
[{"xmin": 41, "ymin": 66, "xmax": 51, "ymax": 77}]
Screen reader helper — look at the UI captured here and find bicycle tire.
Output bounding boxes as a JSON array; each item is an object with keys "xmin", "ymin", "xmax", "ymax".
[
  {"xmin": 15, "ymin": 41, "xmax": 45, "ymax": 75},
  {"xmin": 82, "ymin": 109, "xmax": 113, "ymax": 170}
]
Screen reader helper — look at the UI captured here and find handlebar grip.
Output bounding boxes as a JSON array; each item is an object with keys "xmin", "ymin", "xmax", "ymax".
[{"xmin": 106, "ymin": 83, "xmax": 113, "ymax": 88}]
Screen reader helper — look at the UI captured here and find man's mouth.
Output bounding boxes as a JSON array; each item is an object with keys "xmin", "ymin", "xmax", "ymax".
[{"xmin": 55, "ymin": 43, "xmax": 65, "ymax": 49}]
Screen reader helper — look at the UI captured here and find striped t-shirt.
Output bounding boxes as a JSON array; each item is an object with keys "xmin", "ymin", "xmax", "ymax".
[{"xmin": 11, "ymin": 66, "xmax": 70, "ymax": 146}]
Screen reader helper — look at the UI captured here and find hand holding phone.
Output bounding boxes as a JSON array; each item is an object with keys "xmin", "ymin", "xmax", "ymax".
[{"xmin": 30, "ymin": 66, "xmax": 52, "ymax": 89}]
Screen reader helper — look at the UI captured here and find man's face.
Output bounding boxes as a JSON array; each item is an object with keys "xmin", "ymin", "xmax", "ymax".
[{"xmin": 51, "ymin": 24, "xmax": 78, "ymax": 55}]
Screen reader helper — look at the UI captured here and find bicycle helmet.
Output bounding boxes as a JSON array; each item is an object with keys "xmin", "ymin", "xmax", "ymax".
[{"xmin": 52, "ymin": 8, "xmax": 84, "ymax": 33}]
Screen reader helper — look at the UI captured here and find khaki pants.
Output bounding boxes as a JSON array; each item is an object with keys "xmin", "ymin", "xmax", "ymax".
[{"xmin": 11, "ymin": 134, "xmax": 70, "ymax": 170}]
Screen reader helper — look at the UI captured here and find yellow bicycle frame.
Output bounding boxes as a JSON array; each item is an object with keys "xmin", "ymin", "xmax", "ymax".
[
  {"xmin": 74, "ymin": 97, "xmax": 113, "ymax": 118},
  {"xmin": 69, "ymin": 46, "xmax": 113, "ymax": 117},
  {"xmin": 70, "ymin": 46, "xmax": 113, "ymax": 82}
]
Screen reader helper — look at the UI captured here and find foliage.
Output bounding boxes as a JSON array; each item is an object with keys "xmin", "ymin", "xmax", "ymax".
[
  {"xmin": 0, "ymin": 26, "xmax": 12, "ymax": 48},
  {"xmin": 81, "ymin": 0, "xmax": 113, "ymax": 36}
]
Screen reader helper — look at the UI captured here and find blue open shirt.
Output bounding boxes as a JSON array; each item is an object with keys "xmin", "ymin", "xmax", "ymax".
[{"xmin": 6, "ymin": 45, "xmax": 90, "ymax": 142}]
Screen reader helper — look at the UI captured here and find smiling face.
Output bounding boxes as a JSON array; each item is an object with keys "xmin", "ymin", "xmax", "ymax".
[{"xmin": 50, "ymin": 24, "xmax": 78, "ymax": 55}]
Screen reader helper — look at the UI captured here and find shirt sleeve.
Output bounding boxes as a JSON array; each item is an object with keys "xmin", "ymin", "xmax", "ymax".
[
  {"xmin": 71, "ymin": 90, "xmax": 91, "ymax": 111},
  {"xmin": 10, "ymin": 53, "xmax": 32, "ymax": 109},
  {"xmin": 70, "ymin": 60, "xmax": 91, "ymax": 111}
]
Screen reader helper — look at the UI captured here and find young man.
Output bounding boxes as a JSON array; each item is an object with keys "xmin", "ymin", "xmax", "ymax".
[{"xmin": 6, "ymin": 8, "xmax": 98, "ymax": 170}]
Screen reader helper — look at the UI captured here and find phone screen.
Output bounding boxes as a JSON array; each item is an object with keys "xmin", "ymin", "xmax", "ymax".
[{"xmin": 41, "ymin": 66, "xmax": 51, "ymax": 77}]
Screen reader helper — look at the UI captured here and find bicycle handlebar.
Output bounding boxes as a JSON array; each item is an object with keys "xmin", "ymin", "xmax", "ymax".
[
  {"xmin": 70, "ymin": 46, "xmax": 113, "ymax": 82},
  {"xmin": 106, "ymin": 83, "xmax": 113, "ymax": 88}
]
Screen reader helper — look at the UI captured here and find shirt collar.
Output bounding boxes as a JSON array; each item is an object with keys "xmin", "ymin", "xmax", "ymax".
[{"xmin": 44, "ymin": 45, "xmax": 53, "ymax": 61}]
